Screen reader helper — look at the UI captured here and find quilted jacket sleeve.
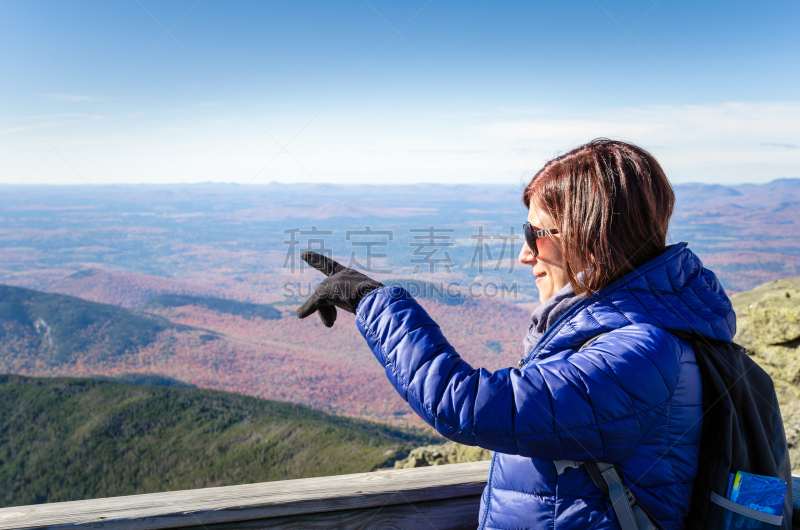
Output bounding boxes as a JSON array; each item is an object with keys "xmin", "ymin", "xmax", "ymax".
[{"xmin": 356, "ymin": 286, "xmax": 684, "ymax": 462}]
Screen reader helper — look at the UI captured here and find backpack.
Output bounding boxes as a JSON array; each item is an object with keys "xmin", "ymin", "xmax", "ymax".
[
  {"xmin": 557, "ymin": 334, "xmax": 792, "ymax": 529},
  {"xmin": 682, "ymin": 336, "xmax": 791, "ymax": 529}
]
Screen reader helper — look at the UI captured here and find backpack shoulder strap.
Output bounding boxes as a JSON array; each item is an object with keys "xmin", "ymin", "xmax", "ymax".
[{"xmin": 585, "ymin": 462, "xmax": 658, "ymax": 530}]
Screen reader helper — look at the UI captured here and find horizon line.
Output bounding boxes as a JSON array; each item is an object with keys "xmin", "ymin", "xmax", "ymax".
[{"xmin": 0, "ymin": 178, "xmax": 798, "ymax": 188}]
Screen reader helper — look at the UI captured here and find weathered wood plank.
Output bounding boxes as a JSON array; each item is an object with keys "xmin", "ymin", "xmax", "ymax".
[
  {"xmin": 0, "ymin": 461, "xmax": 491, "ymax": 530},
  {"xmin": 179, "ymin": 496, "xmax": 483, "ymax": 530}
]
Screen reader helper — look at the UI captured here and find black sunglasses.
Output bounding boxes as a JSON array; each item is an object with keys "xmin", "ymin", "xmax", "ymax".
[{"xmin": 523, "ymin": 222, "xmax": 559, "ymax": 258}]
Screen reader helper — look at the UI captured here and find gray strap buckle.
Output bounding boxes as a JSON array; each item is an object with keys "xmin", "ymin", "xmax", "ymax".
[{"xmin": 555, "ymin": 460, "xmax": 657, "ymax": 530}]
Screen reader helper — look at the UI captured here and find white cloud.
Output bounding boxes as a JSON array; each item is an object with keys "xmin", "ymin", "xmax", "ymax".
[{"xmin": 1, "ymin": 101, "xmax": 798, "ymax": 185}]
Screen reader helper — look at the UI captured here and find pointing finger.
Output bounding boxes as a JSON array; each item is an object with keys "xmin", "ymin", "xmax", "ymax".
[
  {"xmin": 296, "ymin": 294, "xmax": 324, "ymax": 319},
  {"xmin": 317, "ymin": 305, "xmax": 337, "ymax": 327},
  {"xmin": 301, "ymin": 251, "xmax": 346, "ymax": 277}
]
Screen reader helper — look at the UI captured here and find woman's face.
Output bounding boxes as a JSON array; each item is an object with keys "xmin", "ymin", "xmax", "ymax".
[{"xmin": 518, "ymin": 203, "xmax": 570, "ymax": 303}]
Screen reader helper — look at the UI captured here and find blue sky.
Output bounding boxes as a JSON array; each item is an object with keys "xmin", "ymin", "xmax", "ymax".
[{"xmin": 1, "ymin": 0, "xmax": 798, "ymax": 185}]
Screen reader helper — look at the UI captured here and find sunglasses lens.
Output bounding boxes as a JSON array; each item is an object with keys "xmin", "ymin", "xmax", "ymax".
[{"xmin": 523, "ymin": 224, "xmax": 538, "ymax": 256}]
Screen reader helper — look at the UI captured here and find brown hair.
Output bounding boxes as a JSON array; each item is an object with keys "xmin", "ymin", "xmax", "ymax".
[{"xmin": 523, "ymin": 138, "xmax": 674, "ymax": 295}]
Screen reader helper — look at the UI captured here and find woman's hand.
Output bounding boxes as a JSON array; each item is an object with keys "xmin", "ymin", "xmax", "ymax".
[{"xmin": 296, "ymin": 251, "xmax": 384, "ymax": 328}]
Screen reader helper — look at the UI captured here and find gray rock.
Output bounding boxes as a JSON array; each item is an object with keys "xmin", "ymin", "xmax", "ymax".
[
  {"xmin": 393, "ymin": 441, "xmax": 491, "ymax": 469},
  {"xmin": 731, "ymin": 277, "xmax": 800, "ymax": 472}
]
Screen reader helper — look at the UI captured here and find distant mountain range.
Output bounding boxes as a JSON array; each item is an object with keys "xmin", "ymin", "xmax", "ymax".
[
  {"xmin": 1, "ymin": 179, "xmax": 798, "ymax": 301},
  {"xmin": 0, "ymin": 179, "xmax": 797, "ymax": 428},
  {"xmin": 0, "ymin": 374, "xmax": 433, "ymax": 508}
]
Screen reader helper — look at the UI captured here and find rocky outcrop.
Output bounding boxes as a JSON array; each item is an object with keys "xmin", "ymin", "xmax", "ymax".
[
  {"xmin": 731, "ymin": 277, "xmax": 800, "ymax": 472},
  {"xmin": 392, "ymin": 441, "xmax": 492, "ymax": 469}
]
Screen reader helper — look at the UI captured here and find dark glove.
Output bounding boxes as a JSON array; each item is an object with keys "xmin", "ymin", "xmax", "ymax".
[{"xmin": 296, "ymin": 251, "xmax": 384, "ymax": 328}]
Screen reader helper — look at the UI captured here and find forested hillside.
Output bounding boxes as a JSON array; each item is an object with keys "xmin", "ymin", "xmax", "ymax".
[
  {"xmin": 0, "ymin": 284, "xmax": 174, "ymax": 366},
  {"xmin": 0, "ymin": 375, "xmax": 434, "ymax": 508},
  {"xmin": 0, "ymin": 282, "xmax": 528, "ymax": 428},
  {"xmin": 145, "ymin": 293, "xmax": 281, "ymax": 320}
]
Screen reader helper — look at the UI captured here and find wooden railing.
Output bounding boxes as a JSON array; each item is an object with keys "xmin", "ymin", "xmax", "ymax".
[
  {"xmin": 0, "ymin": 461, "xmax": 491, "ymax": 530},
  {"xmin": 2, "ymin": 465, "xmax": 799, "ymax": 529}
]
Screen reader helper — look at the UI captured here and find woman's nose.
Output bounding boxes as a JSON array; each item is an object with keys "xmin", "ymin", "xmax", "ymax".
[{"xmin": 519, "ymin": 244, "xmax": 535, "ymax": 265}]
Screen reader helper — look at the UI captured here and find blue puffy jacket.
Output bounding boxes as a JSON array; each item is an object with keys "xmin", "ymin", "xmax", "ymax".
[{"xmin": 356, "ymin": 243, "xmax": 736, "ymax": 529}]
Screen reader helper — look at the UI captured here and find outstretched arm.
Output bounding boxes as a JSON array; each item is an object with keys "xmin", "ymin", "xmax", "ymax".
[{"xmin": 356, "ymin": 285, "xmax": 683, "ymax": 463}]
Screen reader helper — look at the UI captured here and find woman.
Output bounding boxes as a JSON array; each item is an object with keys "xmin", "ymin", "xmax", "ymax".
[{"xmin": 297, "ymin": 139, "xmax": 734, "ymax": 529}]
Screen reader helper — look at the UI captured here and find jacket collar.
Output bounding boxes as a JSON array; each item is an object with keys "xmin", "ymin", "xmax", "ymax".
[{"xmin": 523, "ymin": 243, "xmax": 736, "ymax": 364}]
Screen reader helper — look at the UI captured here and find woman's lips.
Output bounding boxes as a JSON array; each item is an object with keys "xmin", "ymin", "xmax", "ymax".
[{"xmin": 534, "ymin": 271, "xmax": 546, "ymax": 283}]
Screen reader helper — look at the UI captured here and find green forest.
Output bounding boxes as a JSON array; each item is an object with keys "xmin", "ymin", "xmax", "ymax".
[{"xmin": 0, "ymin": 374, "xmax": 434, "ymax": 508}]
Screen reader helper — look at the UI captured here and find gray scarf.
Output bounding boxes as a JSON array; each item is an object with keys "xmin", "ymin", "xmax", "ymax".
[{"xmin": 523, "ymin": 282, "xmax": 582, "ymax": 357}]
